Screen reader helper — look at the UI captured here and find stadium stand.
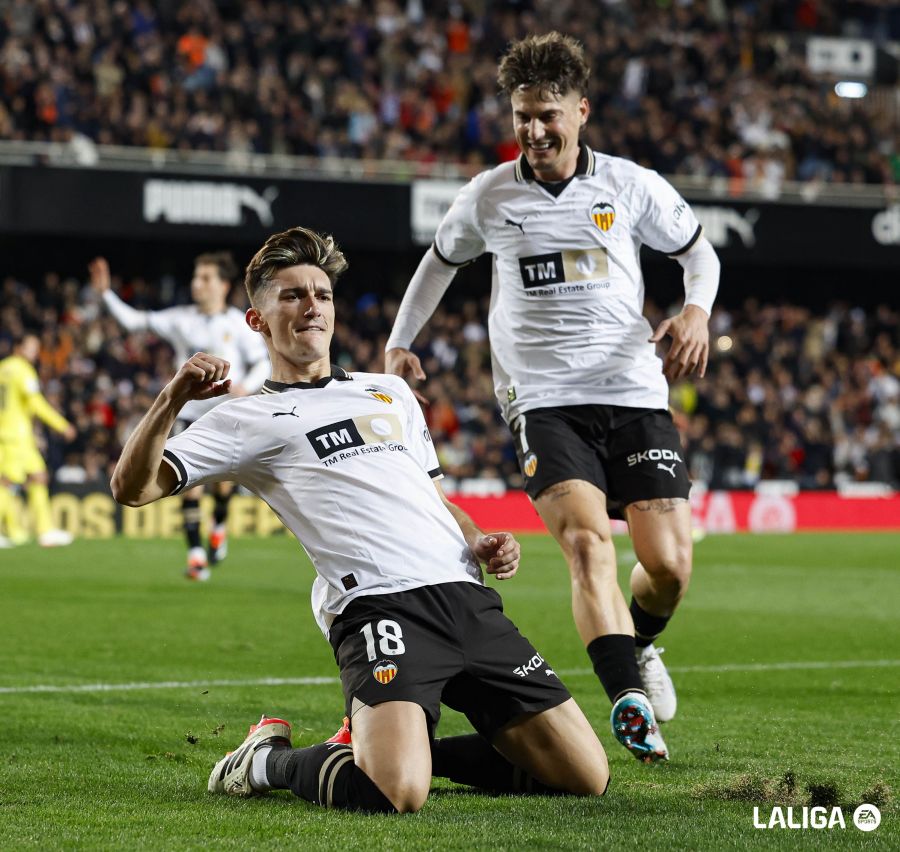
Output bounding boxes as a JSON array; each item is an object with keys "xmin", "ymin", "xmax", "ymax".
[
  {"xmin": 0, "ymin": 1, "xmax": 898, "ymax": 531},
  {"xmin": 1, "ymin": 273, "xmax": 897, "ymax": 494},
  {"xmin": 1, "ymin": 0, "xmax": 898, "ymax": 186}
]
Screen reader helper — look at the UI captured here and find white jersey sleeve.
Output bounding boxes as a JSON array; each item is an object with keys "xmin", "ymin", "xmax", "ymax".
[
  {"xmin": 433, "ymin": 174, "xmax": 487, "ymax": 265},
  {"xmin": 102, "ymin": 290, "xmax": 186, "ymax": 339},
  {"xmin": 632, "ymin": 168, "xmax": 702, "ymax": 256},
  {"xmin": 161, "ymin": 406, "xmax": 241, "ymax": 493},
  {"xmin": 102, "ymin": 290, "xmax": 151, "ymax": 332}
]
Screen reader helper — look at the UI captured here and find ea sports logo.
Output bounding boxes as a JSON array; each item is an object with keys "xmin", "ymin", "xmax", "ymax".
[
  {"xmin": 853, "ymin": 804, "xmax": 881, "ymax": 832},
  {"xmin": 373, "ymin": 660, "xmax": 398, "ymax": 684}
]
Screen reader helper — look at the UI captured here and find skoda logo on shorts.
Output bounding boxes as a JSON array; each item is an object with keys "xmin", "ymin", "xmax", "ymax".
[
  {"xmin": 373, "ymin": 660, "xmax": 398, "ymax": 684},
  {"xmin": 523, "ymin": 452, "xmax": 538, "ymax": 478}
]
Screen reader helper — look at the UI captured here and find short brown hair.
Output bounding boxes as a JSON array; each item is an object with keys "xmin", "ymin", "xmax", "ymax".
[
  {"xmin": 497, "ymin": 32, "xmax": 590, "ymax": 99},
  {"xmin": 244, "ymin": 226, "xmax": 348, "ymax": 303},
  {"xmin": 195, "ymin": 251, "xmax": 240, "ymax": 287}
]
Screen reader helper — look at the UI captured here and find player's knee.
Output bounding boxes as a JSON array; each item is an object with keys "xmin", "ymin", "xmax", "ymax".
[
  {"xmin": 561, "ymin": 761, "xmax": 609, "ymax": 797},
  {"xmin": 380, "ymin": 778, "xmax": 429, "ymax": 813},
  {"xmin": 642, "ymin": 544, "xmax": 691, "ymax": 593},
  {"xmin": 561, "ymin": 528, "xmax": 613, "ymax": 577}
]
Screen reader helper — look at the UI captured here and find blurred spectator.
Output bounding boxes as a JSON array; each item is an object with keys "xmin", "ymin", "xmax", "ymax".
[
  {"xmin": 0, "ymin": 1, "xmax": 896, "ymax": 186},
  {"xmin": 1, "ymin": 263, "xmax": 898, "ymax": 493}
]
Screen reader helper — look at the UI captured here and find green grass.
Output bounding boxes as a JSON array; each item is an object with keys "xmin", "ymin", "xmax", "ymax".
[{"xmin": 0, "ymin": 533, "xmax": 898, "ymax": 849}]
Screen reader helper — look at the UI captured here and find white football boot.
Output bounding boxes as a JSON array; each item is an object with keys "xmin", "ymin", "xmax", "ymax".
[
  {"xmin": 611, "ymin": 691, "xmax": 669, "ymax": 763},
  {"xmin": 208, "ymin": 715, "xmax": 292, "ymax": 796},
  {"xmin": 637, "ymin": 644, "xmax": 677, "ymax": 722}
]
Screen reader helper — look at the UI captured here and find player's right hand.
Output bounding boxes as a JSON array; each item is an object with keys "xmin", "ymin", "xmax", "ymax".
[
  {"xmin": 166, "ymin": 353, "xmax": 232, "ymax": 404},
  {"xmin": 88, "ymin": 257, "xmax": 111, "ymax": 293},
  {"xmin": 385, "ymin": 347, "xmax": 428, "ymax": 404}
]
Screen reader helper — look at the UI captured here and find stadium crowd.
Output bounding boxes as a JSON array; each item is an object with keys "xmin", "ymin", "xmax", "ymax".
[
  {"xmin": 1, "ymin": 269, "xmax": 898, "ymax": 494},
  {"xmin": 1, "ymin": 0, "xmax": 898, "ymax": 187}
]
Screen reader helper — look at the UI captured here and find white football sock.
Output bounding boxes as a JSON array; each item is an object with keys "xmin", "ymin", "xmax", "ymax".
[{"xmin": 250, "ymin": 746, "xmax": 273, "ymax": 791}]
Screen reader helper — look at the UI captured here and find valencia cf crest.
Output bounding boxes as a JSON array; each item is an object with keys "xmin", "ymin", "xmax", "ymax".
[
  {"xmin": 365, "ymin": 386, "xmax": 393, "ymax": 404},
  {"xmin": 523, "ymin": 452, "xmax": 538, "ymax": 478},
  {"xmin": 373, "ymin": 660, "xmax": 398, "ymax": 684},
  {"xmin": 591, "ymin": 202, "xmax": 615, "ymax": 232}
]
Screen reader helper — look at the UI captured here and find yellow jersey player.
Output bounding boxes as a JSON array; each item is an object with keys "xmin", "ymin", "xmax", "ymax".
[{"xmin": 0, "ymin": 333, "xmax": 77, "ymax": 547}]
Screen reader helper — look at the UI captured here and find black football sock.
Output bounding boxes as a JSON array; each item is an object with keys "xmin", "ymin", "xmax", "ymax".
[
  {"xmin": 182, "ymin": 497, "xmax": 202, "ymax": 549},
  {"xmin": 266, "ymin": 743, "xmax": 397, "ymax": 813},
  {"xmin": 431, "ymin": 734, "xmax": 565, "ymax": 795},
  {"xmin": 212, "ymin": 492, "xmax": 230, "ymax": 527},
  {"xmin": 586, "ymin": 634, "xmax": 645, "ymax": 703},
  {"xmin": 630, "ymin": 598, "xmax": 671, "ymax": 649}
]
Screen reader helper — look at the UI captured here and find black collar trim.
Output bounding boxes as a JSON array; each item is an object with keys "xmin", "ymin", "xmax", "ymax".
[
  {"xmin": 515, "ymin": 145, "xmax": 594, "ymax": 184},
  {"xmin": 261, "ymin": 365, "xmax": 352, "ymax": 393}
]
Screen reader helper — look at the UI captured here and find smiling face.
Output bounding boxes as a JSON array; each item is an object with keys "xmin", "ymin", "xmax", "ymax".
[
  {"xmin": 246, "ymin": 264, "xmax": 334, "ymax": 381},
  {"xmin": 511, "ymin": 86, "xmax": 588, "ymax": 182}
]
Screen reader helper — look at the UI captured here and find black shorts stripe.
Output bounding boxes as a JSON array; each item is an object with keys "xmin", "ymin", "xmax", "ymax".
[
  {"xmin": 162, "ymin": 449, "xmax": 189, "ymax": 495},
  {"xmin": 669, "ymin": 223, "xmax": 702, "ymax": 257}
]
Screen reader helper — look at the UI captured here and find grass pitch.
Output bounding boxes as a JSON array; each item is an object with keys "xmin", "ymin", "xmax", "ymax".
[{"xmin": 0, "ymin": 532, "xmax": 897, "ymax": 850}]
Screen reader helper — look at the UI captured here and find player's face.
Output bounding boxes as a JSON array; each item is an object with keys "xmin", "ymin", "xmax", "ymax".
[
  {"xmin": 250, "ymin": 264, "xmax": 334, "ymax": 368},
  {"xmin": 18, "ymin": 335, "xmax": 40, "ymax": 363},
  {"xmin": 510, "ymin": 87, "xmax": 589, "ymax": 182},
  {"xmin": 191, "ymin": 263, "xmax": 229, "ymax": 311}
]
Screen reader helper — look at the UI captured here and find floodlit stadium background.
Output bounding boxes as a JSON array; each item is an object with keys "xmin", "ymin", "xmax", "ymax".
[
  {"xmin": 0, "ymin": 3, "xmax": 898, "ymax": 847},
  {"xmin": 1, "ymin": 1, "xmax": 898, "ymax": 538}
]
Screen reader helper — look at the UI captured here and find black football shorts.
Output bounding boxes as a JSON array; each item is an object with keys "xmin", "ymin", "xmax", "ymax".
[
  {"xmin": 511, "ymin": 405, "xmax": 690, "ymax": 516},
  {"xmin": 328, "ymin": 581, "xmax": 571, "ymax": 740}
]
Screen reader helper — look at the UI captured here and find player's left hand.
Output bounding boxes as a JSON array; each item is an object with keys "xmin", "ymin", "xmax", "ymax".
[
  {"xmin": 649, "ymin": 304, "xmax": 710, "ymax": 381},
  {"xmin": 472, "ymin": 532, "xmax": 520, "ymax": 580}
]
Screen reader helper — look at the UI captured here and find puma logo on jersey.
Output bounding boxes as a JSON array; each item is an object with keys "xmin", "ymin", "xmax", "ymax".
[
  {"xmin": 657, "ymin": 462, "xmax": 676, "ymax": 478},
  {"xmin": 272, "ymin": 406, "xmax": 299, "ymax": 418},
  {"xmin": 505, "ymin": 216, "xmax": 528, "ymax": 234}
]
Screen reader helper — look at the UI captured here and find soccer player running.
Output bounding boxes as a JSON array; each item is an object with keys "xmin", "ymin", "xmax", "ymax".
[
  {"xmin": 110, "ymin": 226, "xmax": 609, "ymax": 813},
  {"xmin": 385, "ymin": 33, "xmax": 721, "ymax": 763},
  {"xmin": 0, "ymin": 333, "xmax": 77, "ymax": 547},
  {"xmin": 89, "ymin": 252, "xmax": 269, "ymax": 580}
]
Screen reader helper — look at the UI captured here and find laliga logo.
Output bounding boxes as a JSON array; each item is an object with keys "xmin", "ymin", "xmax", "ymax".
[{"xmin": 753, "ymin": 803, "xmax": 881, "ymax": 831}]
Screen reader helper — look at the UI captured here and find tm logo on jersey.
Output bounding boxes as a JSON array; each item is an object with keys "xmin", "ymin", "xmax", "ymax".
[
  {"xmin": 518, "ymin": 249, "xmax": 610, "ymax": 292},
  {"xmin": 307, "ymin": 413, "xmax": 404, "ymax": 462}
]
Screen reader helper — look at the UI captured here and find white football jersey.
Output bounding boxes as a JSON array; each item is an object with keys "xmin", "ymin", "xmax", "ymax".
[
  {"xmin": 162, "ymin": 369, "xmax": 483, "ymax": 636},
  {"xmin": 433, "ymin": 147, "xmax": 702, "ymax": 421},
  {"xmin": 102, "ymin": 292, "xmax": 270, "ymax": 421}
]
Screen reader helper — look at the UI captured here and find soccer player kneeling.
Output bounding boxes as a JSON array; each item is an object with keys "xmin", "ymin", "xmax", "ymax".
[{"xmin": 111, "ymin": 226, "xmax": 609, "ymax": 813}]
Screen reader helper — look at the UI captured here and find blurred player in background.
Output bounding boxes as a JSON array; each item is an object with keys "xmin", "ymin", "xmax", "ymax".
[
  {"xmin": 110, "ymin": 226, "xmax": 609, "ymax": 813},
  {"xmin": 89, "ymin": 252, "xmax": 269, "ymax": 580},
  {"xmin": 0, "ymin": 333, "xmax": 77, "ymax": 547},
  {"xmin": 387, "ymin": 33, "xmax": 720, "ymax": 763}
]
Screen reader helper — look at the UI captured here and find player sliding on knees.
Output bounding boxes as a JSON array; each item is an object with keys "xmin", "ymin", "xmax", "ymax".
[{"xmin": 110, "ymin": 226, "xmax": 609, "ymax": 813}]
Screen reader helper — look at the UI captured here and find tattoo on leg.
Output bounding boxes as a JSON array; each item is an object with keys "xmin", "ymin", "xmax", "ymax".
[
  {"xmin": 543, "ymin": 482, "xmax": 573, "ymax": 501},
  {"xmin": 629, "ymin": 498, "xmax": 687, "ymax": 515}
]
